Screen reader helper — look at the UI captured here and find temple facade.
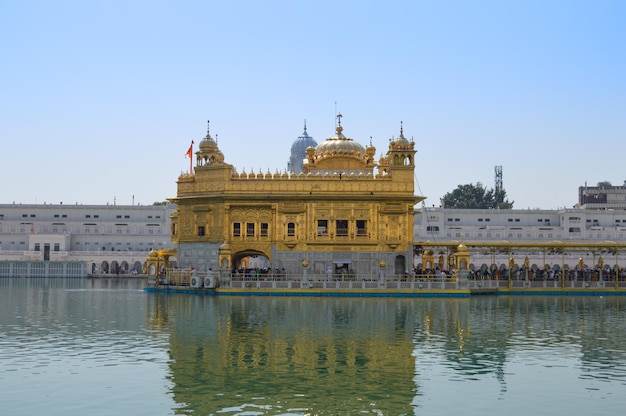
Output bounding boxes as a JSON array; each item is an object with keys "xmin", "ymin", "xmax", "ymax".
[{"xmin": 168, "ymin": 115, "xmax": 424, "ymax": 279}]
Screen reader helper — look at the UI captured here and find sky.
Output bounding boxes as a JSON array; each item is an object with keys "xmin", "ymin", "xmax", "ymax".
[{"xmin": 1, "ymin": 0, "xmax": 625, "ymax": 210}]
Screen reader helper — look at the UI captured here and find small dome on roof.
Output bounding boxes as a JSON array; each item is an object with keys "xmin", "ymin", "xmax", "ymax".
[
  {"xmin": 199, "ymin": 132, "xmax": 218, "ymax": 152},
  {"xmin": 394, "ymin": 122, "xmax": 410, "ymax": 145},
  {"xmin": 197, "ymin": 120, "xmax": 218, "ymax": 152}
]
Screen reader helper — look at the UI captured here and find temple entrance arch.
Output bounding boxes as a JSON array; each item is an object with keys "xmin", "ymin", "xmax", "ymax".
[
  {"xmin": 394, "ymin": 255, "xmax": 406, "ymax": 275},
  {"xmin": 232, "ymin": 249, "xmax": 271, "ymax": 274}
]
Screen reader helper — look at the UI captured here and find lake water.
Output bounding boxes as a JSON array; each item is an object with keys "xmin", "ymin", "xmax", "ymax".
[{"xmin": 1, "ymin": 278, "xmax": 625, "ymax": 415}]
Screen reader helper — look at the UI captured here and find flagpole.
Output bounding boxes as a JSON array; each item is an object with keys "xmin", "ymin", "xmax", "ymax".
[{"xmin": 186, "ymin": 140, "xmax": 194, "ymax": 174}]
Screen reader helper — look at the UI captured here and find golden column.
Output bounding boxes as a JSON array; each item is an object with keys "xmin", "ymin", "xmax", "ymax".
[{"xmin": 598, "ymin": 256, "xmax": 604, "ymax": 282}]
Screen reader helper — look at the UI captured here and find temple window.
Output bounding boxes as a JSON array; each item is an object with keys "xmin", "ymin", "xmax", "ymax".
[
  {"xmin": 317, "ymin": 220, "xmax": 328, "ymax": 236},
  {"xmin": 287, "ymin": 222, "xmax": 295, "ymax": 237},
  {"xmin": 260, "ymin": 223, "xmax": 269, "ymax": 237},
  {"xmin": 356, "ymin": 220, "xmax": 367, "ymax": 237},
  {"xmin": 197, "ymin": 226, "xmax": 205, "ymax": 237},
  {"xmin": 336, "ymin": 220, "xmax": 348, "ymax": 237},
  {"xmin": 233, "ymin": 223, "xmax": 241, "ymax": 237},
  {"xmin": 246, "ymin": 222, "xmax": 255, "ymax": 237}
]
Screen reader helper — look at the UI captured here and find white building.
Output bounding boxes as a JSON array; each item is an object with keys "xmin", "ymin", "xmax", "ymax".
[
  {"xmin": 414, "ymin": 207, "xmax": 626, "ymax": 242},
  {"xmin": 0, "ymin": 202, "xmax": 175, "ymax": 275},
  {"xmin": 414, "ymin": 206, "xmax": 626, "ymax": 271}
]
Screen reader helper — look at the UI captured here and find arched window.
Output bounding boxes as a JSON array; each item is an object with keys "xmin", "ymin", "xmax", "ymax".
[{"xmin": 287, "ymin": 222, "xmax": 295, "ymax": 237}]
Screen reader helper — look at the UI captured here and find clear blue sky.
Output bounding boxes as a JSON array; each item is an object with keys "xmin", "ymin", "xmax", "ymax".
[{"xmin": 1, "ymin": 0, "xmax": 625, "ymax": 209}]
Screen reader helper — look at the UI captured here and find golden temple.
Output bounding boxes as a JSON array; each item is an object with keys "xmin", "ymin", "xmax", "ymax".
[{"xmin": 162, "ymin": 115, "xmax": 422, "ymax": 280}]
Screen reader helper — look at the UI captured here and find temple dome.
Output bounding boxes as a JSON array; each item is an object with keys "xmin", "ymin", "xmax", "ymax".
[
  {"xmin": 199, "ymin": 131, "xmax": 218, "ymax": 152},
  {"xmin": 302, "ymin": 114, "xmax": 376, "ymax": 173},
  {"xmin": 395, "ymin": 133, "xmax": 410, "ymax": 145},
  {"xmin": 196, "ymin": 121, "xmax": 226, "ymax": 166},
  {"xmin": 291, "ymin": 130, "xmax": 316, "ymax": 153},
  {"xmin": 392, "ymin": 122, "xmax": 411, "ymax": 147},
  {"xmin": 289, "ymin": 121, "xmax": 317, "ymax": 173},
  {"xmin": 315, "ymin": 125, "xmax": 366, "ymax": 154}
]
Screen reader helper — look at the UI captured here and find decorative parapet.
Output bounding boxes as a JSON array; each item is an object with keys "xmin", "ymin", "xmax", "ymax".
[
  {"xmin": 177, "ymin": 173, "xmax": 195, "ymax": 182},
  {"xmin": 229, "ymin": 170, "xmax": 390, "ymax": 180}
]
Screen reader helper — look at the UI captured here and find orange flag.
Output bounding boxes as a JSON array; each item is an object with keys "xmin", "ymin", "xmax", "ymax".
[{"xmin": 185, "ymin": 140, "xmax": 194, "ymax": 158}]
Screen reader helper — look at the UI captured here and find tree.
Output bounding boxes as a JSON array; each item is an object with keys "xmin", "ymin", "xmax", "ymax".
[
  {"xmin": 597, "ymin": 181, "xmax": 612, "ymax": 187},
  {"xmin": 493, "ymin": 187, "xmax": 514, "ymax": 209},
  {"xmin": 441, "ymin": 183, "xmax": 514, "ymax": 209}
]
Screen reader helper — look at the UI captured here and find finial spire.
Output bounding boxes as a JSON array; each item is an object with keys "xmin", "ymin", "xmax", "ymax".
[
  {"xmin": 400, "ymin": 121, "xmax": 403, "ymax": 136},
  {"xmin": 336, "ymin": 112, "xmax": 343, "ymax": 126},
  {"xmin": 207, "ymin": 120, "xmax": 210, "ymax": 135},
  {"xmin": 304, "ymin": 119, "xmax": 307, "ymax": 132}
]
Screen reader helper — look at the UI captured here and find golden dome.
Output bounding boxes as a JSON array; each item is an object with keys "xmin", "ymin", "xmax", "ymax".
[
  {"xmin": 315, "ymin": 124, "xmax": 366, "ymax": 154},
  {"xmin": 457, "ymin": 243, "xmax": 468, "ymax": 252},
  {"xmin": 196, "ymin": 120, "xmax": 217, "ymax": 152},
  {"xmin": 300, "ymin": 113, "xmax": 376, "ymax": 173},
  {"xmin": 196, "ymin": 121, "xmax": 226, "ymax": 165},
  {"xmin": 391, "ymin": 122, "xmax": 412, "ymax": 148},
  {"xmin": 395, "ymin": 132, "xmax": 410, "ymax": 146},
  {"xmin": 199, "ymin": 132, "xmax": 218, "ymax": 152}
]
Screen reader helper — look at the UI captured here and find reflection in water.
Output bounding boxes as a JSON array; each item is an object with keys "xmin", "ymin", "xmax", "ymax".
[
  {"xmin": 146, "ymin": 295, "xmax": 626, "ymax": 415},
  {"xmin": 0, "ymin": 278, "xmax": 172, "ymax": 416},
  {"xmin": 148, "ymin": 296, "xmax": 419, "ymax": 414},
  {"xmin": 1, "ymin": 278, "xmax": 625, "ymax": 415}
]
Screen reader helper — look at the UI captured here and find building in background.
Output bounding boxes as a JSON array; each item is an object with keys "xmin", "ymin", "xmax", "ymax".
[
  {"xmin": 578, "ymin": 182, "xmax": 626, "ymax": 210},
  {"xmin": 0, "ymin": 202, "xmax": 175, "ymax": 276},
  {"xmin": 413, "ymin": 206, "xmax": 626, "ymax": 274},
  {"xmin": 414, "ymin": 206, "xmax": 626, "ymax": 242}
]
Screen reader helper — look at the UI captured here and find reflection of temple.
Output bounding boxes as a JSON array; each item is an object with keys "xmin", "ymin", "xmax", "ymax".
[
  {"xmin": 169, "ymin": 116, "xmax": 424, "ymax": 278},
  {"xmin": 147, "ymin": 296, "xmax": 419, "ymax": 414},
  {"xmin": 145, "ymin": 294, "xmax": 626, "ymax": 413}
]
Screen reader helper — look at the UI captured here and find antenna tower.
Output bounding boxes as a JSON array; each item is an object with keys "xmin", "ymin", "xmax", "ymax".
[{"xmin": 495, "ymin": 165, "xmax": 503, "ymax": 194}]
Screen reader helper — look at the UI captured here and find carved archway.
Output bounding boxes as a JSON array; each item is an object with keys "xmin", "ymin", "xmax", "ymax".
[{"xmin": 232, "ymin": 249, "xmax": 271, "ymax": 273}]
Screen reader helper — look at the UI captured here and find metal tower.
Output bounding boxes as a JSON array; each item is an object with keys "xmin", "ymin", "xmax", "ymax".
[{"xmin": 495, "ymin": 165, "xmax": 503, "ymax": 194}]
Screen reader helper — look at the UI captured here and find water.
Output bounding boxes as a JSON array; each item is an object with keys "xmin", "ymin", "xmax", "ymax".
[{"xmin": 1, "ymin": 278, "xmax": 625, "ymax": 415}]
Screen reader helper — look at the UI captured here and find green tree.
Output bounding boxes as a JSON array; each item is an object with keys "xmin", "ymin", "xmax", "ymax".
[
  {"xmin": 493, "ymin": 187, "xmax": 514, "ymax": 209},
  {"xmin": 441, "ymin": 183, "xmax": 513, "ymax": 209}
]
